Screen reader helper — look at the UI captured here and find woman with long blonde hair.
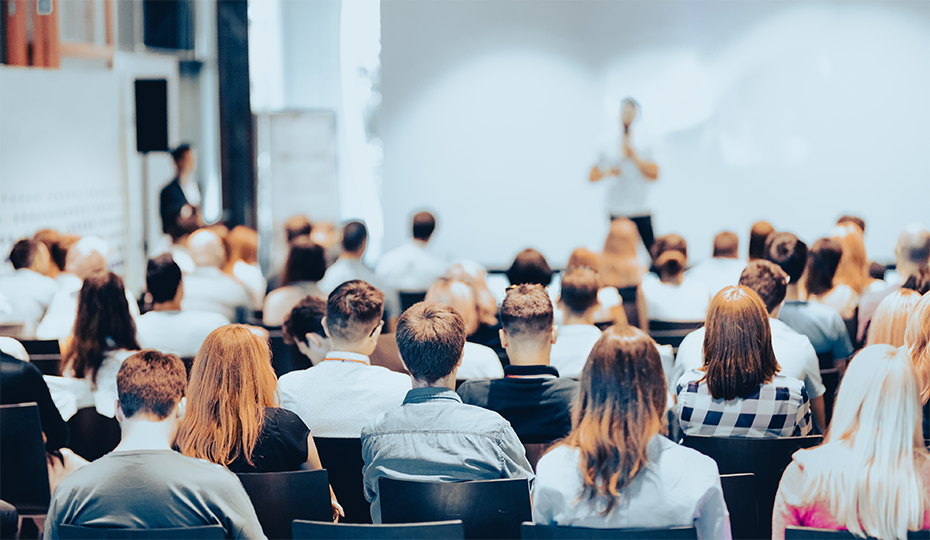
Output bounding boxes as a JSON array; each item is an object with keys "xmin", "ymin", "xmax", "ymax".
[
  {"xmin": 865, "ymin": 288, "xmax": 921, "ymax": 348},
  {"xmin": 533, "ymin": 325, "xmax": 730, "ymax": 538},
  {"xmin": 905, "ymin": 292, "xmax": 930, "ymax": 438},
  {"xmin": 773, "ymin": 345, "xmax": 930, "ymax": 538}
]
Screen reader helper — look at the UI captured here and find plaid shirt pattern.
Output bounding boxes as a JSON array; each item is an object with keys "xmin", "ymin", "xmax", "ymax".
[{"xmin": 676, "ymin": 370, "xmax": 812, "ymax": 438}]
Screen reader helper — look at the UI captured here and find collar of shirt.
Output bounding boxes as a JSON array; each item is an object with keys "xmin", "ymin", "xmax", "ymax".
[
  {"xmin": 402, "ymin": 386, "xmax": 462, "ymax": 405},
  {"xmin": 503, "ymin": 364, "xmax": 560, "ymax": 379},
  {"xmin": 323, "ymin": 351, "xmax": 371, "ymax": 365}
]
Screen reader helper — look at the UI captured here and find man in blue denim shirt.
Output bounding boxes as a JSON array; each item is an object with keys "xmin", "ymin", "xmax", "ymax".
[{"xmin": 361, "ymin": 302, "xmax": 534, "ymax": 523}]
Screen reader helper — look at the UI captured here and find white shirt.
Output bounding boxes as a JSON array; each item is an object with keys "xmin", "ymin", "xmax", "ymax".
[
  {"xmin": 684, "ymin": 258, "xmax": 747, "ymax": 298},
  {"xmin": 550, "ymin": 325, "xmax": 602, "ymax": 378},
  {"xmin": 233, "ymin": 261, "xmax": 267, "ymax": 311},
  {"xmin": 181, "ymin": 267, "xmax": 250, "ymax": 322},
  {"xmin": 605, "ymin": 130, "xmax": 656, "ymax": 217},
  {"xmin": 262, "ymin": 281, "xmax": 325, "ymax": 327},
  {"xmin": 0, "ymin": 268, "xmax": 59, "ymax": 338},
  {"xmin": 318, "ymin": 258, "xmax": 400, "ymax": 319},
  {"xmin": 136, "ymin": 310, "xmax": 229, "ymax": 358},
  {"xmin": 36, "ymin": 274, "xmax": 141, "ymax": 340},
  {"xmin": 277, "ymin": 351, "xmax": 412, "ymax": 438},
  {"xmin": 641, "ymin": 273, "xmax": 710, "ymax": 322},
  {"xmin": 456, "ymin": 342, "xmax": 504, "ymax": 380},
  {"xmin": 533, "ymin": 438, "xmax": 731, "ymax": 539},
  {"xmin": 375, "ymin": 241, "xmax": 444, "ymax": 293},
  {"xmin": 672, "ymin": 319, "xmax": 825, "ymax": 400},
  {"xmin": 46, "ymin": 349, "xmax": 136, "ymax": 419}
]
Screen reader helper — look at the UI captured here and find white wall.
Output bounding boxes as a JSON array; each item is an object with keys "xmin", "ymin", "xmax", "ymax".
[{"xmin": 380, "ymin": 0, "xmax": 930, "ymax": 268}]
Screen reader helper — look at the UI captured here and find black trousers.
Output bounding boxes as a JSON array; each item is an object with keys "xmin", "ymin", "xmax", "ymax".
[{"xmin": 611, "ymin": 214, "xmax": 655, "ymax": 256}]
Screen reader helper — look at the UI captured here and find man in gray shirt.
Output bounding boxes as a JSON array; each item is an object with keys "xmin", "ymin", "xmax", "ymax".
[{"xmin": 44, "ymin": 350, "xmax": 265, "ymax": 539}]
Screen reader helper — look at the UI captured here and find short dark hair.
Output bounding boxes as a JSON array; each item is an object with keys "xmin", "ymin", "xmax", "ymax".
[
  {"xmin": 501, "ymin": 284, "xmax": 554, "ymax": 338},
  {"xmin": 146, "ymin": 254, "xmax": 182, "ymax": 304},
  {"xmin": 764, "ymin": 232, "xmax": 808, "ymax": 283},
  {"xmin": 712, "ymin": 231, "xmax": 739, "ymax": 258},
  {"xmin": 837, "ymin": 215, "xmax": 865, "ymax": 234},
  {"xmin": 738, "ymin": 260, "xmax": 788, "ymax": 313},
  {"xmin": 396, "ymin": 302, "xmax": 465, "ymax": 383},
  {"xmin": 652, "ymin": 234, "xmax": 688, "ymax": 277},
  {"xmin": 51, "ymin": 235, "xmax": 79, "ymax": 272},
  {"xmin": 283, "ymin": 238, "xmax": 327, "ymax": 285},
  {"xmin": 117, "ymin": 350, "xmax": 186, "ymax": 420},
  {"xmin": 903, "ymin": 267, "xmax": 930, "ymax": 296},
  {"xmin": 748, "ymin": 221, "xmax": 775, "ymax": 261},
  {"xmin": 9, "ymin": 239, "xmax": 40, "ymax": 270},
  {"xmin": 283, "ymin": 295, "xmax": 327, "ymax": 345},
  {"xmin": 412, "ymin": 212, "xmax": 436, "ymax": 242},
  {"xmin": 559, "ymin": 267, "xmax": 599, "ymax": 315},
  {"xmin": 342, "ymin": 221, "xmax": 368, "ymax": 253},
  {"xmin": 804, "ymin": 238, "xmax": 843, "ymax": 296},
  {"xmin": 285, "ymin": 215, "xmax": 313, "ymax": 243},
  {"xmin": 506, "ymin": 248, "xmax": 553, "ymax": 287},
  {"xmin": 326, "ymin": 280, "xmax": 384, "ymax": 343},
  {"xmin": 171, "ymin": 144, "xmax": 192, "ymax": 167}
]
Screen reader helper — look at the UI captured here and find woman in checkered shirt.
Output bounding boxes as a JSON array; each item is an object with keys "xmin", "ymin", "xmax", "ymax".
[{"xmin": 676, "ymin": 286, "xmax": 812, "ymax": 438}]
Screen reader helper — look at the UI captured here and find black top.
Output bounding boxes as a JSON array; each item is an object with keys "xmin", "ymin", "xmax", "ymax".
[
  {"xmin": 0, "ymin": 351, "xmax": 69, "ymax": 452},
  {"xmin": 456, "ymin": 365, "xmax": 579, "ymax": 444},
  {"xmin": 159, "ymin": 177, "xmax": 187, "ymax": 236},
  {"xmin": 227, "ymin": 407, "xmax": 310, "ymax": 473}
]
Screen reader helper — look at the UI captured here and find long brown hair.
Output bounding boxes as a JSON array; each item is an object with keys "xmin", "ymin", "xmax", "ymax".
[
  {"xmin": 702, "ymin": 286, "xmax": 779, "ymax": 400},
  {"xmin": 803, "ymin": 238, "xmax": 843, "ymax": 297},
  {"xmin": 830, "ymin": 223, "xmax": 872, "ymax": 295},
  {"xmin": 175, "ymin": 325, "xmax": 278, "ymax": 467},
  {"xmin": 62, "ymin": 272, "xmax": 139, "ymax": 384},
  {"xmin": 601, "ymin": 219, "xmax": 645, "ymax": 288},
  {"xmin": 561, "ymin": 325, "xmax": 666, "ymax": 515}
]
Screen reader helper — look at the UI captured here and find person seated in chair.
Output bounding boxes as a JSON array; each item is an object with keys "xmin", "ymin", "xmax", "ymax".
[
  {"xmin": 549, "ymin": 267, "xmax": 605, "ymax": 378},
  {"xmin": 361, "ymin": 302, "xmax": 534, "ymax": 523},
  {"xmin": 376, "ymin": 211, "xmax": 445, "ymax": 309},
  {"xmin": 44, "ymin": 350, "xmax": 265, "ymax": 539}
]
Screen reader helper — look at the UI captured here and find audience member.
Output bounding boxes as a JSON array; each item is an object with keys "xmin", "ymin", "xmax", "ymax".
[
  {"xmin": 764, "ymin": 232, "xmax": 854, "ymax": 364},
  {"xmin": 831, "ymin": 222, "xmax": 881, "ymax": 295},
  {"xmin": 685, "ymin": 231, "xmax": 746, "ymax": 296},
  {"xmin": 361, "ymin": 302, "xmax": 534, "ymax": 523},
  {"xmin": 182, "ymin": 229, "xmax": 250, "ymax": 322},
  {"xmin": 866, "ymin": 289, "xmax": 921, "ymax": 348},
  {"xmin": 549, "ymin": 267, "xmax": 604, "ymax": 377},
  {"xmin": 277, "ymin": 280, "xmax": 410, "ymax": 437},
  {"xmin": 136, "ymin": 254, "xmax": 228, "ymax": 358},
  {"xmin": 443, "ymin": 261, "xmax": 502, "ymax": 350},
  {"xmin": 424, "ymin": 277, "xmax": 504, "ymax": 379},
  {"xmin": 748, "ymin": 221, "xmax": 774, "ymax": 261},
  {"xmin": 224, "ymin": 226, "xmax": 266, "ymax": 310},
  {"xmin": 772, "ymin": 345, "xmax": 930, "ymax": 539},
  {"xmin": 32, "ymin": 229, "xmax": 63, "ymax": 279},
  {"xmin": 1, "ymin": 349, "xmax": 69, "ymax": 452},
  {"xmin": 803, "ymin": 238, "xmax": 856, "ymax": 319},
  {"xmin": 0, "ymin": 238, "xmax": 58, "ymax": 338},
  {"xmin": 376, "ymin": 211, "xmax": 445, "ymax": 299},
  {"xmin": 905, "ymin": 292, "xmax": 930, "ymax": 438},
  {"xmin": 282, "ymin": 296, "xmax": 330, "ymax": 366},
  {"xmin": 458, "ymin": 284, "xmax": 578, "ymax": 444},
  {"xmin": 674, "ymin": 261, "xmax": 826, "ymax": 430},
  {"xmin": 506, "ymin": 248, "xmax": 554, "ymax": 287},
  {"xmin": 599, "ymin": 219, "xmax": 647, "ymax": 327},
  {"xmin": 533, "ymin": 325, "xmax": 730, "ymax": 538},
  {"xmin": 43, "ymin": 350, "xmax": 265, "ymax": 539},
  {"xmin": 835, "ymin": 215, "xmax": 865, "ymax": 234},
  {"xmin": 563, "ymin": 247, "xmax": 623, "ymax": 326},
  {"xmin": 676, "ymin": 286, "xmax": 812, "ymax": 438},
  {"xmin": 641, "ymin": 234, "xmax": 710, "ymax": 322},
  {"xmin": 263, "ymin": 238, "xmax": 327, "ymax": 326},
  {"xmin": 904, "ymin": 267, "xmax": 930, "ymax": 296},
  {"xmin": 265, "ymin": 214, "xmax": 314, "ymax": 293}
]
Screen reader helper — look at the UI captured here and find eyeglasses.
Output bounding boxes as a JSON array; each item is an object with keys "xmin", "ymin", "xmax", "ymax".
[{"xmin": 506, "ymin": 283, "xmax": 545, "ymax": 293}]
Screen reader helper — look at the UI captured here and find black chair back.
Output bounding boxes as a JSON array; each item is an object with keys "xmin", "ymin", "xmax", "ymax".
[
  {"xmin": 820, "ymin": 368, "xmax": 842, "ymax": 428},
  {"xmin": 379, "ymin": 477, "xmax": 531, "ymax": 540},
  {"xmin": 520, "ymin": 523, "xmax": 697, "ymax": 539},
  {"xmin": 236, "ymin": 469, "xmax": 332, "ymax": 539},
  {"xmin": 682, "ymin": 435, "xmax": 822, "ymax": 535},
  {"xmin": 68, "ymin": 407, "xmax": 121, "ymax": 462},
  {"xmin": 719, "ymin": 473, "xmax": 758, "ymax": 540},
  {"xmin": 314, "ymin": 438, "xmax": 371, "ymax": 524},
  {"xmin": 293, "ymin": 519, "xmax": 465, "ymax": 540},
  {"xmin": 399, "ymin": 291, "xmax": 427, "ymax": 313},
  {"xmin": 20, "ymin": 339, "xmax": 62, "ymax": 375},
  {"xmin": 785, "ymin": 526, "xmax": 930, "ymax": 539},
  {"xmin": 615, "ymin": 286, "xmax": 641, "ymax": 329},
  {"xmin": 0, "ymin": 403, "xmax": 51, "ymax": 515},
  {"xmin": 267, "ymin": 327, "xmax": 311, "ymax": 378},
  {"xmin": 816, "ymin": 351, "xmax": 835, "ymax": 371},
  {"xmin": 58, "ymin": 525, "xmax": 226, "ymax": 539},
  {"xmin": 648, "ymin": 321, "xmax": 703, "ymax": 350}
]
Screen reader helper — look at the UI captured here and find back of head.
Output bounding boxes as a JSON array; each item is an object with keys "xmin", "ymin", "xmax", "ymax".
[
  {"xmin": 395, "ymin": 302, "xmax": 466, "ymax": 384},
  {"xmin": 65, "ymin": 236, "xmax": 109, "ymax": 280},
  {"xmin": 563, "ymin": 325, "xmax": 665, "ymax": 515},
  {"xmin": 146, "ymin": 254, "xmax": 182, "ymax": 304},
  {"xmin": 804, "ymin": 238, "xmax": 843, "ymax": 296},
  {"xmin": 227, "ymin": 226, "xmax": 259, "ymax": 265},
  {"xmin": 506, "ymin": 248, "xmax": 553, "ymax": 287},
  {"xmin": 903, "ymin": 267, "xmax": 930, "ymax": 296},
  {"xmin": 748, "ymin": 221, "xmax": 775, "ymax": 261},
  {"xmin": 33, "ymin": 229, "xmax": 61, "ymax": 272},
  {"xmin": 412, "ymin": 211, "xmax": 436, "ymax": 242},
  {"xmin": 283, "ymin": 295, "xmax": 327, "ymax": 345},
  {"xmin": 905, "ymin": 292, "xmax": 930, "ymax": 405},
  {"xmin": 897, "ymin": 223, "xmax": 930, "ymax": 270},
  {"xmin": 652, "ymin": 234, "xmax": 687, "ymax": 279},
  {"xmin": 443, "ymin": 261, "xmax": 499, "ymax": 327},
  {"xmin": 500, "ymin": 284, "xmax": 554, "ymax": 343},
  {"xmin": 326, "ymin": 280, "xmax": 384, "ymax": 343},
  {"xmin": 341, "ymin": 221, "xmax": 368, "ymax": 254},
  {"xmin": 601, "ymin": 220, "xmax": 644, "ymax": 288},
  {"xmin": 566, "ymin": 247, "xmax": 601, "ymax": 272},
  {"xmin": 117, "ymin": 350, "xmax": 187, "ymax": 420},
  {"xmin": 559, "ymin": 267, "xmax": 600, "ymax": 316},
  {"xmin": 188, "ymin": 229, "xmax": 226, "ymax": 269},
  {"xmin": 803, "ymin": 345, "xmax": 926, "ymax": 539},
  {"xmin": 9, "ymin": 239, "xmax": 42, "ymax": 270},
  {"xmin": 171, "ymin": 144, "xmax": 192, "ymax": 170},
  {"xmin": 285, "ymin": 215, "xmax": 313, "ymax": 244},
  {"xmin": 177, "ymin": 325, "xmax": 277, "ymax": 467},
  {"xmin": 830, "ymin": 223, "xmax": 870, "ymax": 295},
  {"xmin": 764, "ymin": 232, "xmax": 807, "ymax": 284},
  {"xmin": 712, "ymin": 231, "xmax": 739, "ymax": 259},
  {"xmin": 738, "ymin": 260, "xmax": 788, "ymax": 314},
  {"xmin": 50, "ymin": 235, "xmax": 79, "ymax": 273},
  {"xmin": 866, "ymin": 289, "xmax": 921, "ymax": 348},
  {"xmin": 426, "ymin": 278, "xmax": 479, "ymax": 336},
  {"xmin": 283, "ymin": 238, "xmax": 327, "ymax": 286},
  {"xmin": 836, "ymin": 215, "xmax": 865, "ymax": 234},
  {"xmin": 703, "ymin": 286, "xmax": 779, "ymax": 400}
]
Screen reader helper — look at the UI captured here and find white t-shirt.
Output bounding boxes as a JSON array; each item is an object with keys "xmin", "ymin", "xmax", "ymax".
[
  {"xmin": 684, "ymin": 258, "xmax": 747, "ymax": 298},
  {"xmin": 232, "ymin": 261, "xmax": 267, "ymax": 311},
  {"xmin": 318, "ymin": 258, "xmax": 400, "ymax": 319},
  {"xmin": 375, "ymin": 241, "xmax": 445, "ymax": 293},
  {"xmin": 262, "ymin": 281, "xmax": 325, "ymax": 327},
  {"xmin": 46, "ymin": 349, "xmax": 136, "ymax": 419},
  {"xmin": 604, "ymin": 129, "xmax": 656, "ymax": 217},
  {"xmin": 180, "ymin": 267, "xmax": 251, "ymax": 322},
  {"xmin": 640, "ymin": 273, "xmax": 710, "ymax": 323},
  {"xmin": 456, "ymin": 342, "xmax": 504, "ymax": 380},
  {"xmin": 550, "ymin": 325, "xmax": 603, "ymax": 378},
  {"xmin": 136, "ymin": 310, "xmax": 229, "ymax": 358},
  {"xmin": 36, "ymin": 274, "xmax": 141, "ymax": 341}
]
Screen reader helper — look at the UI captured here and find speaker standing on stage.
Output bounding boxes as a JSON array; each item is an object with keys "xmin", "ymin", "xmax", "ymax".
[
  {"xmin": 589, "ymin": 98, "xmax": 660, "ymax": 255},
  {"xmin": 160, "ymin": 144, "xmax": 203, "ymax": 240}
]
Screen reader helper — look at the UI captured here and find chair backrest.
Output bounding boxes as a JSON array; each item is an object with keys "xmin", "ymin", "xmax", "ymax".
[
  {"xmin": 399, "ymin": 291, "xmax": 427, "ymax": 314},
  {"xmin": 292, "ymin": 519, "xmax": 465, "ymax": 540},
  {"xmin": 369, "ymin": 333, "xmax": 409, "ymax": 375},
  {"xmin": 816, "ymin": 351, "xmax": 835, "ymax": 371},
  {"xmin": 0, "ymin": 322, "xmax": 25, "ymax": 338},
  {"xmin": 719, "ymin": 473, "xmax": 758, "ymax": 540},
  {"xmin": 648, "ymin": 321, "xmax": 703, "ymax": 350},
  {"xmin": 58, "ymin": 525, "xmax": 226, "ymax": 539},
  {"xmin": 21, "ymin": 339, "xmax": 61, "ymax": 355},
  {"xmin": 819, "ymin": 368, "xmax": 842, "ymax": 428},
  {"xmin": 20, "ymin": 339, "xmax": 62, "ymax": 374},
  {"xmin": 520, "ymin": 523, "xmax": 697, "ymax": 539},
  {"xmin": 785, "ymin": 526, "xmax": 930, "ymax": 539},
  {"xmin": 236, "ymin": 469, "xmax": 332, "ymax": 540},
  {"xmin": 267, "ymin": 327, "xmax": 311, "ymax": 378},
  {"xmin": 379, "ymin": 477, "xmax": 531, "ymax": 540},
  {"xmin": 313, "ymin": 438, "xmax": 371, "ymax": 524},
  {"xmin": 0, "ymin": 403, "xmax": 51, "ymax": 515},
  {"xmin": 615, "ymin": 286, "xmax": 641, "ymax": 329},
  {"xmin": 67, "ymin": 407, "xmax": 122, "ymax": 462}
]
